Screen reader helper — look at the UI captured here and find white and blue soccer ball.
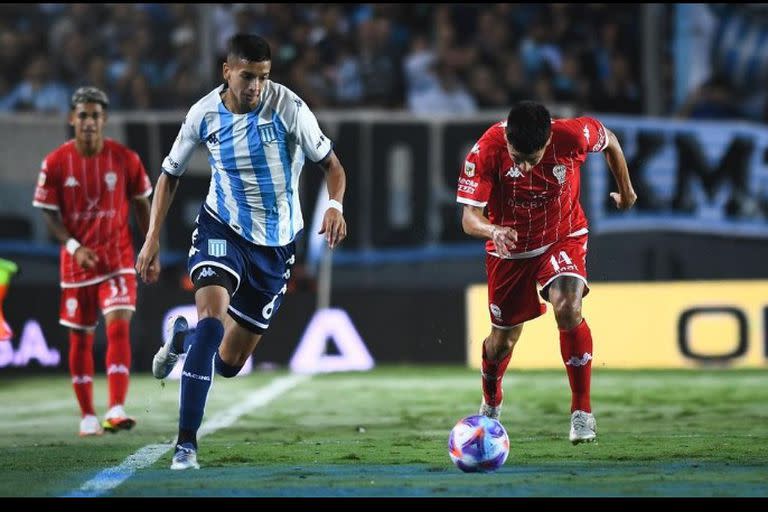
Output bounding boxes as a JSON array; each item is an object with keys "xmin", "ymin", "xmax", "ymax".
[{"xmin": 448, "ymin": 414, "xmax": 509, "ymax": 473}]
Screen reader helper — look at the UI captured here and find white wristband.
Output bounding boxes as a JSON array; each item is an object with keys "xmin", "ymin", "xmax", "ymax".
[
  {"xmin": 328, "ymin": 199, "xmax": 343, "ymax": 213},
  {"xmin": 65, "ymin": 238, "xmax": 81, "ymax": 255}
]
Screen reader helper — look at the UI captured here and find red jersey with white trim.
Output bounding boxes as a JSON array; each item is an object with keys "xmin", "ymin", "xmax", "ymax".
[
  {"xmin": 456, "ymin": 117, "xmax": 608, "ymax": 256},
  {"xmin": 32, "ymin": 139, "xmax": 152, "ymax": 287}
]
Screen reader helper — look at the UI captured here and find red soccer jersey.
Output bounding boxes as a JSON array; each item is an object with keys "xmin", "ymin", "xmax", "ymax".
[
  {"xmin": 456, "ymin": 117, "xmax": 608, "ymax": 256},
  {"xmin": 32, "ymin": 139, "xmax": 152, "ymax": 287}
]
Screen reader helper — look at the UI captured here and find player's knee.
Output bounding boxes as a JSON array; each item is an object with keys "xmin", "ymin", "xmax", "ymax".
[
  {"xmin": 488, "ymin": 328, "xmax": 520, "ymax": 356},
  {"xmin": 214, "ymin": 352, "xmax": 244, "ymax": 378},
  {"xmin": 553, "ymin": 300, "xmax": 582, "ymax": 329}
]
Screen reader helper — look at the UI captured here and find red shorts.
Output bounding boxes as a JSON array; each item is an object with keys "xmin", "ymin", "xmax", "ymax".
[
  {"xmin": 485, "ymin": 234, "xmax": 589, "ymax": 328},
  {"xmin": 59, "ymin": 273, "xmax": 137, "ymax": 329}
]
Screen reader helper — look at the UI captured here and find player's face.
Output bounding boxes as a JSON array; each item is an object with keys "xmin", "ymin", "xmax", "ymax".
[
  {"xmin": 223, "ymin": 58, "xmax": 271, "ymax": 113},
  {"xmin": 69, "ymin": 102, "xmax": 106, "ymax": 145},
  {"xmin": 505, "ymin": 134, "xmax": 552, "ymax": 172}
]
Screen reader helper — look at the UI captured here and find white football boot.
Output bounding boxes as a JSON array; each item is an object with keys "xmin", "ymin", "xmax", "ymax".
[
  {"xmin": 171, "ymin": 443, "xmax": 200, "ymax": 470},
  {"xmin": 152, "ymin": 316, "xmax": 188, "ymax": 379},
  {"xmin": 569, "ymin": 410, "xmax": 597, "ymax": 444},
  {"xmin": 79, "ymin": 414, "xmax": 104, "ymax": 437}
]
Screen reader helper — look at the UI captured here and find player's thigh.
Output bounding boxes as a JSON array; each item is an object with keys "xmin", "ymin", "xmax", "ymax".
[
  {"xmin": 537, "ymin": 234, "xmax": 590, "ymax": 302},
  {"xmin": 187, "ymin": 206, "xmax": 246, "ymax": 319},
  {"xmin": 59, "ymin": 284, "xmax": 99, "ymax": 330},
  {"xmin": 486, "ymin": 253, "xmax": 546, "ymax": 327},
  {"xmin": 228, "ymin": 242, "xmax": 296, "ymax": 334}
]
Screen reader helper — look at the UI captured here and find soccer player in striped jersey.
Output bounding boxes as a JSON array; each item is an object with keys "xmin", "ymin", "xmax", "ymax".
[
  {"xmin": 136, "ymin": 34, "xmax": 347, "ymax": 470},
  {"xmin": 457, "ymin": 101, "xmax": 636, "ymax": 444},
  {"xmin": 32, "ymin": 86, "xmax": 153, "ymax": 436}
]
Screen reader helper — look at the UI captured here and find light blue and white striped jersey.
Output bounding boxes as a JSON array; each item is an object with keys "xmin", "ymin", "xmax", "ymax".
[{"xmin": 162, "ymin": 81, "xmax": 333, "ymax": 246}]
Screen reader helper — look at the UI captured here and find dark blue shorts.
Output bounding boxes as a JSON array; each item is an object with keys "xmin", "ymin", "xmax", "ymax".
[{"xmin": 187, "ymin": 206, "xmax": 295, "ymax": 333}]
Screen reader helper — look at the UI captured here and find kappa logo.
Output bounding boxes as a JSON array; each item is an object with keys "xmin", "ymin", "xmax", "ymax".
[
  {"xmin": 206, "ymin": 133, "xmax": 219, "ymax": 146},
  {"xmin": 506, "ymin": 166, "xmax": 524, "ymax": 179},
  {"xmin": 64, "ymin": 176, "xmax": 80, "ymax": 188},
  {"xmin": 199, "ymin": 267, "xmax": 217, "ymax": 278},
  {"xmin": 470, "ymin": 142, "xmax": 480, "ymax": 154},
  {"xmin": 552, "ymin": 164, "xmax": 567, "ymax": 184},
  {"xmin": 315, "ymin": 135, "xmax": 326, "ymax": 149}
]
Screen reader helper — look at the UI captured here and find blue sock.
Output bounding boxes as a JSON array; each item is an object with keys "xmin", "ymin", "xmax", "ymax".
[
  {"xmin": 179, "ymin": 318, "xmax": 224, "ymax": 437},
  {"xmin": 214, "ymin": 352, "xmax": 243, "ymax": 378}
]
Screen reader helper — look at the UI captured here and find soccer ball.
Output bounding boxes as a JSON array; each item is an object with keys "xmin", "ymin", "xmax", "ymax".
[{"xmin": 448, "ymin": 415, "xmax": 509, "ymax": 473}]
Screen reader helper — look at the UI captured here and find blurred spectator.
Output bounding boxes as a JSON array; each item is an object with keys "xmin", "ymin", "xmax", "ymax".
[
  {"xmin": 408, "ymin": 60, "xmax": 476, "ymax": 115},
  {"xmin": 677, "ymin": 74, "xmax": 742, "ymax": 120},
  {"xmin": 0, "ymin": 54, "xmax": 69, "ymax": 113}
]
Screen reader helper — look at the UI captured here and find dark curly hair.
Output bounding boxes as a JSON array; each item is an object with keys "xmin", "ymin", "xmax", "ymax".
[{"xmin": 505, "ymin": 101, "xmax": 551, "ymax": 154}]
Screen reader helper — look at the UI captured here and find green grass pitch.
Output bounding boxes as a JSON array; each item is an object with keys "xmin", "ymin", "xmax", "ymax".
[{"xmin": 0, "ymin": 366, "xmax": 766, "ymax": 496}]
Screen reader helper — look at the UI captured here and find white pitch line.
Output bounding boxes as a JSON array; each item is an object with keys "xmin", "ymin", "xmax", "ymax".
[{"xmin": 64, "ymin": 373, "xmax": 310, "ymax": 497}]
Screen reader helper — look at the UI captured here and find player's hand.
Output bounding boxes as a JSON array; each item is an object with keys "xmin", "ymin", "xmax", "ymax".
[
  {"xmin": 491, "ymin": 225, "xmax": 517, "ymax": 258},
  {"xmin": 74, "ymin": 246, "xmax": 99, "ymax": 270},
  {"xmin": 136, "ymin": 237, "xmax": 161, "ymax": 284},
  {"xmin": 318, "ymin": 208, "xmax": 347, "ymax": 249},
  {"xmin": 610, "ymin": 190, "xmax": 637, "ymax": 210}
]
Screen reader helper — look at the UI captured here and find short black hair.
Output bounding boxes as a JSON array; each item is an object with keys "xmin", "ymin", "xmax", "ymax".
[
  {"xmin": 227, "ymin": 34, "xmax": 271, "ymax": 63},
  {"xmin": 70, "ymin": 86, "xmax": 109, "ymax": 110},
  {"xmin": 505, "ymin": 101, "xmax": 551, "ymax": 154}
]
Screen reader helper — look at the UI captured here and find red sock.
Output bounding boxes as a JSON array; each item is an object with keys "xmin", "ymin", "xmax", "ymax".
[
  {"xmin": 559, "ymin": 319, "xmax": 593, "ymax": 413},
  {"xmin": 481, "ymin": 340, "xmax": 512, "ymax": 407},
  {"xmin": 69, "ymin": 330, "xmax": 95, "ymax": 416},
  {"xmin": 106, "ymin": 318, "xmax": 131, "ymax": 408}
]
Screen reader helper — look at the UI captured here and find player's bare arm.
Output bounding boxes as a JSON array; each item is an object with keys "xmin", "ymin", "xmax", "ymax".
[
  {"xmin": 317, "ymin": 150, "xmax": 347, "ymax": 249},
  {"xmin": 461, "ymin": 205, "xmax": 517, "ymax": 258},
  {"xmin": 136, "ymin": 172, "xmax": 179, "ymax": 284},
  {"xmin": 604, "ymin": 128, "xmax": 637, "ymax": 210},
  {"xmin": 41, "ymin": 209, "xmax": 99, "ymax": 270}
]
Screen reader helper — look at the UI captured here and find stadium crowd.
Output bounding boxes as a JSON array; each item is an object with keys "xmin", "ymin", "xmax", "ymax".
[{"xmin": 0, "ymin": 4, "xmax": 642, "ymax": 114}]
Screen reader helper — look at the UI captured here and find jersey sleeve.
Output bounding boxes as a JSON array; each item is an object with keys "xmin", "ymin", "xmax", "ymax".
[
  {"xmin": 456, "ymin": 131, "xmax": 497, "ymax": 207},
  {"xmin": 126, "ymin": 150, "xmax": 153, "ymax": 199},
  {"xmin": 32, "ymin": 154, "xmax": 60, "ymax": 210},
  {"xmin": 292, "ymin": 98, "xmax": 333, "ymax": 164},
  {"xmin": 161, "ymin": 109, "xmax": 202, "ymax": 177},
  {"xmin": 577, "ymin": 116, "xmax": 609, "ymax": 153}
]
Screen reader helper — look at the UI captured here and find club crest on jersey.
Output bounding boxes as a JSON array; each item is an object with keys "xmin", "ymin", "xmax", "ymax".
[
  {"xmin": 552, "ymin": 164, "xmax": 567, "ymax": 184},
  {"xmin": 464, "ymin": 161, "xmax": 476, "ymax": 177},
  {"xmin": 258, "ymin": 122, "xmax": 277, "ymax": 143},
  {"xmin": 104, "ymin": 171, "xmax": 117, "ymax": 191},
  {"xmin": 208, "ymin": 239, "xmax": 227, "ymax": 257},
  {"xmin": 66, "ymin": 298, "xmax": 78, "ymax": 318}
]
